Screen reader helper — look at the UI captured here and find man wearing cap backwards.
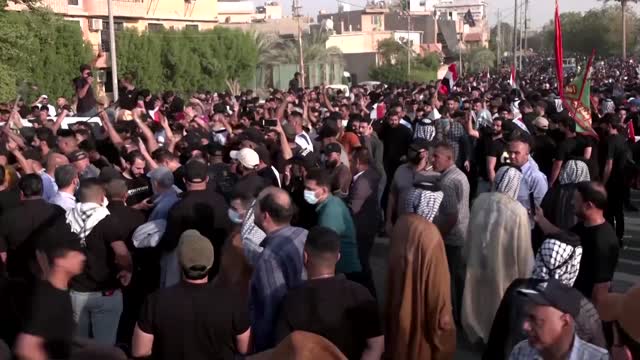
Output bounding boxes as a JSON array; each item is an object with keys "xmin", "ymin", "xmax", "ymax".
[
  {"xmin": 14, "ymin": 226, "xmax": 86, "ymax": 360},
  {"xmin": 385, "ymin": 138, "xmax": 440, "ymax": 235},
  {"xmin": 68, "ymin": 149, "xmax": 100, "ymax": 180},
  {"xmin": 509, "ymin": 279, "xmax": 608, "ymax": 359},
  {"xmin": 231, "ymin": 147, "xmax": 269, "ymax": 196},
  {"xmin": 132, "ymin": 230, "xmax": 251, "ymax": 360},
  {"xmin": 324, "ymin": 142, "xmax": 351, "ymax": 199},
  {"xmin": 600, "ymin": 286, "xmax": 640, "ymax": 360},
  {"xmin": 159, "ymin": 159, "xmax": 231, "ymax": 287}
]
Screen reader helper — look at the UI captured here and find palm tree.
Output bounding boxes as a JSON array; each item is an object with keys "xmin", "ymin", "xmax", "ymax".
[{"xmin": 603, "ymin": 0, "xmax": 639, "ymax": 59}]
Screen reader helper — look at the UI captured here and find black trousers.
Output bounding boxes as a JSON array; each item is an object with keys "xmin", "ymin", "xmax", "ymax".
[
  {"xmin": 605, "ymin": 185, "xmax": 625, "ymax": 242},
  {"xmin": 354, "ymin": 230, "xmax": 378, "ymax": 298}
]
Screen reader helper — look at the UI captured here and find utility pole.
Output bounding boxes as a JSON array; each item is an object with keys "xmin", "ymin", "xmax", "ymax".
[
  {"xmin": 407, "ymin": 13, "xmax": 411, "ymax": 79},
  {"xmin": 512, "ymin": 0, "xmax": 518, "ymax": 74},
  {"xmin": 523, "ymin": 0, "xmax": 528, "ymax": 52},
  {"xmin": 107, "ymin": 0, "xmax": 119, "ymax": 101},
  {"xmin": 518, "ymin": 1, "xmax": 524, "ymax": 70},
  {"xmin": 496, "ymin": 9, "xmax": 501, "ymax": 68},
  {"xmin": 293, "ymin": 0, "xmax": 305, "ymax": 87}
]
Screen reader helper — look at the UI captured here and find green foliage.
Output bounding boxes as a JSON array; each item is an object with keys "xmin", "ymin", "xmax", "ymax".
[
  {"xmin": 0, "ymin": 8, "xmax": 92, "ymax": 102},
  {"xmin": 369, "ymin": 38, "xmax": 440, "ymax": 84},
  {"xmin": 529, "ymin": 5, "xmax": 640, "ymax": 56},
  {"xmin": 251, "ymin": 29, "xmax": 343, "ymax": 67},
  {"xmin": 116, "ymin": 27, "xmax": 258, "ymax": 93},
  {"xmin": 465, "ymin": 48, "xmax": 496, "ymax": 73}
]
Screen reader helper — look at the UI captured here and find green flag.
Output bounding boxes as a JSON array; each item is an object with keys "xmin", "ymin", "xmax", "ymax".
[{"xmin": 563, "ymin": 52, "xmax": 597, "ymax": 137}]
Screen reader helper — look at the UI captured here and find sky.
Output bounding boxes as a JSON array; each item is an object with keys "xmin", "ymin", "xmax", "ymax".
[{"xmin": 292, "ymin": 0, "xmax": 638, "ymax": 29}]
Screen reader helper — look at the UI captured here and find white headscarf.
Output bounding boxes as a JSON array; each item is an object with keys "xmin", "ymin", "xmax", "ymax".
[
  {"xmin": 493, "ymin": 166, "xmax": 522, "ymax": 200},
  {"xmin": 559, "ymin": 159, "xmax": 590, "ymax": 185}
]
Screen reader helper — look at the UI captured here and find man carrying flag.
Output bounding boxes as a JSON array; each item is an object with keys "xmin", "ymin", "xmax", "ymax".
[
  {"xmin": 562, "ymin": 52, "xmax": 597, "ymax": 138},
  {"xmin": 438, "ymin": 63, "xmax": 458, "ymax": 95}
]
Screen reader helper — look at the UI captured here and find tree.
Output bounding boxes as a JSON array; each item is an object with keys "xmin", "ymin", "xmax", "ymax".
[
  {"xmin": 489, "ymin": 21, "xmax": 514, "ymax": 56},
  {"xmin": 465, "ymin": 48, "xmax": 496, "ymax": 73},
  {"xmin": 602, "ymin": 0, "xmax": 639, "ymax": 59},
  {"xmin": 369, "ymin": 38, "xmax": 439, "ymax": 83},
  {"xmin": 0, "ymin": 8, "xmax": 92, "ymax": 101}
]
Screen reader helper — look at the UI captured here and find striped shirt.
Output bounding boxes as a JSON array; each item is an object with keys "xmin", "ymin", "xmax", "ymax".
[
  {"xmin": 509, "ymin": 335, "xmax": 608, "ymax": 360},
  {"xmin": 249, "ymin": 225, "xmax": 308, "ymax": 352},
  {"xmin": 437, "ymin": 165, "xmax": 470, "ymax": 247}
]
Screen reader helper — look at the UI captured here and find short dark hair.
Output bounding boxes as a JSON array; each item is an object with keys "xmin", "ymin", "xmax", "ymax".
[
  {"xmin": 18, "ymin": 174, "xmax": 43, "ymax": 198},
  {"xmin": 353, "ymin": 146, "xmax": 371, "ymax": 166},
  {"xmin": 54, "ymin": 164, "xmax": 78, "ymax": 189},
  {"xmin": 576, "ymin": 181, "xmax": 608, "ymax": 210},
  {"xmin": 305, "ymin": 168, "xmax": 331, "ymax": 189},
  {"xmin": 35, "ymin": 127, "xmax": 56, "ymax": 148},
  {"xmin": 152, "ymin": 148, "xmax": 178, "ymax": 163},
  {"xmin": 104, "ymin": 178, "xmax": 128, "ymax": 200},
  {"xmin": 77, "ymin": 178, "xmax": 105, "ymax": 203},
  {"xmin": 257, "ymin": 188, "xmax": 295, "ymax": 224},
  {"xmin": 305, "ymin": 226, "xmax": 341, "ymax": 257},
  {"xmin": 124, "ymin": 150, "xmax": 145, "ymax": 165},
  {"xmin": 559, "ymin": 115, "xmax": 576, "ymax": 133}
]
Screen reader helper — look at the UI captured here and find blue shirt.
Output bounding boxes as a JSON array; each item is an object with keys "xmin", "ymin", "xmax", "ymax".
[
  {"xmin": 148, "ymin": 188, "xmax": 180, "ymax": 221},
  {"xmin": 40, "ymin": 170, "xmax": 57, "ymax": 202},
  {"xmin": 249, "ymin": 226, "xmax": 307, "ymax": 352},
  {"xmin": 517, "ymin": 158, "xmax": 548, "ymax": 226},
  {"xmin": 509, "ymin": 334, "xmax": 608, "ymax": 360}
]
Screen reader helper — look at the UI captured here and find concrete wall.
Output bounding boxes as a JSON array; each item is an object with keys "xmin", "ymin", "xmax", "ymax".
[
  {"xmin": 326, "ymin": 31, "xmax": 393, "ymax": 54},
  {"xmin": 343, "ymin": 53, "xmax": 377, "ymax": 83}
]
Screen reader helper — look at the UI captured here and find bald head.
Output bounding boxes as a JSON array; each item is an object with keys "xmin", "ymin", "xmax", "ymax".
[
  {"xmin": 256, "ymin": 186, "xmax": 295, "ymax": 226},
  {"xmin": 77, "ymin": 178, "xmax": 106, "ymax": 204},
  {"xmin": 46, "ymin": 152, "xmax": 69, "ymax": 173}
]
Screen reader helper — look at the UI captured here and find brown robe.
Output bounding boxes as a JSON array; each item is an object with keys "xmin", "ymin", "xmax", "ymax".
[
  {"xmin": 213, "ymin": 230, "xmax": 253, "ymax": 299},
  {"xmin": 385, "ymin": 214, "xmax": 456, "ymax": 360},
  {"xmin": 248, "ymin": 331, "xmax": 347, "ymax": 360}
]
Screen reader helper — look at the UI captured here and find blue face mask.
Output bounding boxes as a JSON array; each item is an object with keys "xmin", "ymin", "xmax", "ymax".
[
  {"xmin": 228, "ymin": 208, "xmax": 243, "ymax": 224},
  {"xmin": 304, "ymin": 190, "xmax": 319, "ymax": 205}
]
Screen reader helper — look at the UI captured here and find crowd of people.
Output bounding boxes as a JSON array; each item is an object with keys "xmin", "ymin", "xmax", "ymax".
[{"xmin": 0, "ymin": 55, "xmax": 639, "ymax": 359}]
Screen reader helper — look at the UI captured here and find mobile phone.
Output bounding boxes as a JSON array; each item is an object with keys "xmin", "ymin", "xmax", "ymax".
[{"xmin": 263, "ymin": 119, "xmax": 278, "ymax": 127}]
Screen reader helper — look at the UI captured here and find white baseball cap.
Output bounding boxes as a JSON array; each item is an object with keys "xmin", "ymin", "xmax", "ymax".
[{"xmin": 230, "ymin": 148, "xmax": 259, "ymax": 169}]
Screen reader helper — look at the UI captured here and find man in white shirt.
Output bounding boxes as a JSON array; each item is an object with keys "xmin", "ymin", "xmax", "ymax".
[
  {"xmin": 288, "ymin": 111, "xmax": 313, "ymax": 152},
  {"xmin": 50, "ymin": 164, "xmax": 79, "ymax": 212}
]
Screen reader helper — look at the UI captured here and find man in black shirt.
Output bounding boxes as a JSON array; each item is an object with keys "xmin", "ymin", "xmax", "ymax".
[
  {"xmin": 485, "ymin": 117, "xmax": 509, "ymax": 187},
  {"xmin": 122, "ymin": 151, "xmax": 152, "ymax": 207},
  {"xmin": 275, "ymin": 226, "xmax": 384, "ymax": 359},
  {"xmin": 132, "ymin": 229, "xmax": 250, "ymax": 360},
  {"xmin": 14, "ymin": 230, "xmax": 85, "ymax": 360},
  {"xmin": 531, "ymin": 117, "xmax": 556, "ymax": 178},
  {"xmin": 0, "ymin": 174, "xmax": 64, "ymax": 283},
  {"xmin": 159, "ymin": 159, "xmax": 231, "ymax": 283},
  {"xmin": 549, "ymin": 116, "xmax": 592, "ymax": 186},
  {"xmin": 535, "ymin": 181, "xmax": 619, "ymax": 309},
  {"xmin": 0, "ymin": 164, "xmax": 19, "ymax": 217},
  {"xmin": 117, "ymin": 75, "xmax": 139, "ymax": 111},
  {"xmin": 73, "ymin": 64, "xmax": 97, "ymax": 117},
  {"xmin": 601, "ymin": 114, "xmax": 628, "ymax": 242},
  {"xmin": 63, "ymin": 179, "xmax": 132, "ymax": 345}
]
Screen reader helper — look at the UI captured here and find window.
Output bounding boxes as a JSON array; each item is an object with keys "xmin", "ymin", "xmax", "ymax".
[
  {"xmin": 371, "ymin": 15, "xmax": 381, "ymax": 26},
  {"xmin": 185, "ymin": 24, "xmax": 199, "ymax": 31},
  {"xmin": 68, "ymin": 0, "xmax": 80, "ymax": 5},
  {"xmin": 148, "ymin": 23, "xmax": 164, "ymax": 32},
  {"xmin": 100, "ymin": 21, "xmax": 125, "ymax": 52}
]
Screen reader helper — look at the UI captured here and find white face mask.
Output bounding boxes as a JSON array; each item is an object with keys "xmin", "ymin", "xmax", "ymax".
[
  {"xmin": 341, "ymin": 119, "xmax": 349, "ymax": 128},
  {"xmin": 228, "ymin": 208, "xmax": 243, "ymax": 224},
  {"xmin": 304, "ymin": 190, "xmax": 319, "ymax": 205}
]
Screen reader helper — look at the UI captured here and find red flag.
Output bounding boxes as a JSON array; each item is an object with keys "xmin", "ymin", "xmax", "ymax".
[
  {"xmin": 509, "ymin": 64, "xmax": 517, "ymax": 89},
  {"xmin": 554, "ymin": 0, "xmax": 564, "ymax": 98},
  {"xmin": 438, "ymin": 63, "xmax": 458, "ymax": 95}
]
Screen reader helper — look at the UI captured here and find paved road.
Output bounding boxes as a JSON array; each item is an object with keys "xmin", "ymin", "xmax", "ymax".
[{"xmin": 369, "ymin": 190, "xmax": 640, "ymax": 359}]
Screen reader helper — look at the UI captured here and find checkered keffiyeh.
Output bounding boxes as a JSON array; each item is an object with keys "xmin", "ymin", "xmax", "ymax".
[
  {"xmin": 405, "ymin": 187, "xmax": 444, "ymax": 222},
  {"xmin": 493, "ymin": 166, "xmax": 522, "ymax": 199},
  {"xmin": 240, "ymin": 200, "xmax": 266, "ymax": 266},
  {"xmin": 66, "ymin": 202, "xmax": 110, "ymax": 247},
  {"xmin": 559, "ymin": 159, "xmax": 590, "ymax": 185},
  {"xmin": 532, "ymin": 238, "xmax": 583, "ymax": 286}
]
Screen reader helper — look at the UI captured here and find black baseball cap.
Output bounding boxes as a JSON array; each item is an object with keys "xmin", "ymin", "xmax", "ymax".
[
  {"xmin": 409, "ymin": 138, "xmax": 430, "ymax": 152},
  {"xmin": 324, "ymin": 142, "xmax": 341, "ymax": 155},
  {"xmin": 184, "ymin": 159, "xmax": 208, "ymax": 183},
  {"xmin": 517, "ymin": 278, "xmax": 581, "ymax": 318},
  {"xmin": 67, "ymin": 150, "xmax": 89, "ymax": 163}
]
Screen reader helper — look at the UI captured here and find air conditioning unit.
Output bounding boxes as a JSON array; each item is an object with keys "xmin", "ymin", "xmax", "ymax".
[{"xmin": 89, "ymin": 18, "xmax": 103, "ymax": 31}]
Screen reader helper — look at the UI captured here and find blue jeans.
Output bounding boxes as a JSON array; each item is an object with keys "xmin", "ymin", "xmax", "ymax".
[{"xmin": 70, "ymin": 289, "xmax": 123, "ymax": 345}]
